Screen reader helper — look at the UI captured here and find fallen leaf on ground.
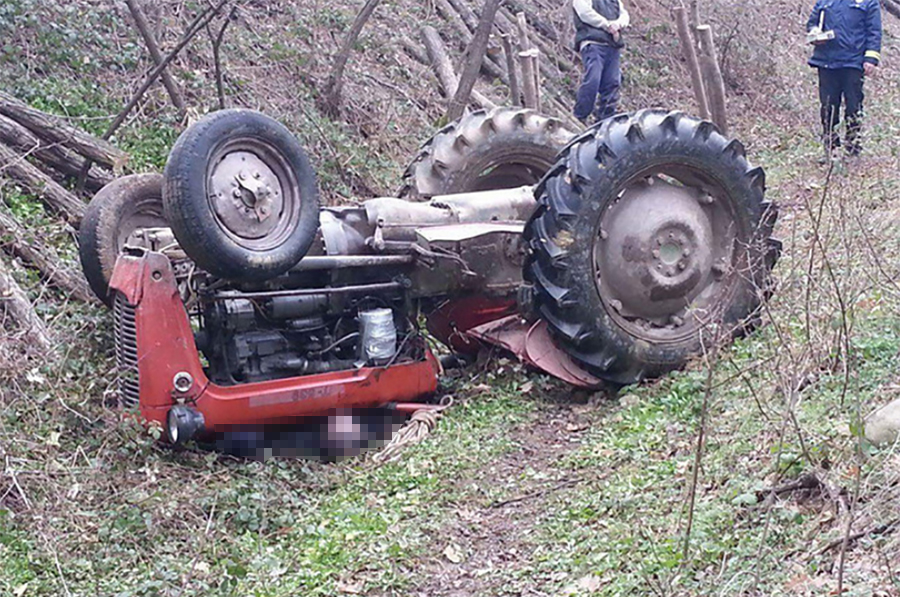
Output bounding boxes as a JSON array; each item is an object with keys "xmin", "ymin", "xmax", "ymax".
[{"xmin": 444, "ymin": 543, "xmax": 465, "ymax": 564}]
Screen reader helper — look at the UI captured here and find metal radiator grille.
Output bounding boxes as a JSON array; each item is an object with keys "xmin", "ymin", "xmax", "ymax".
[{"xmin": 113, "ymin": 292, "xmax": 140, "ymax": 408}]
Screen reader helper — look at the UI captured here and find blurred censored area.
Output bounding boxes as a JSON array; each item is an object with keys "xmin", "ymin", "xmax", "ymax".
[{"xmin": 211, "ymin": 408, "xmax": 409, "ymax": 462}]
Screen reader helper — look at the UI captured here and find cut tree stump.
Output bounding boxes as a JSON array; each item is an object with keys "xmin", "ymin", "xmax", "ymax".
[
  {"xmin": 0, "ymin": 142, "xmax": 86, "ymax": 226},
  {"xmin": 0, "ymin": 92, "xmax": 129, "ymax": 172},
  {"xmin": 0, "ymin": 255, "xmax": 53, "ymax": 353},
  {"xmin": 0, "ymin": 208, "xmax": 94, "ymax": 303}
]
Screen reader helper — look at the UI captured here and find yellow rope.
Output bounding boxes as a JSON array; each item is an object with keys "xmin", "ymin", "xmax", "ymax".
[{"xmin": 371, "ymin": 396, "xmax": 453, "ymax": 464}]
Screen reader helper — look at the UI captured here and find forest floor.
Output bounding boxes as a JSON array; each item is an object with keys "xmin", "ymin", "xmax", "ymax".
[{"xmin": 3, "ymin": 1, "xmax": 900, "ymax": 596}]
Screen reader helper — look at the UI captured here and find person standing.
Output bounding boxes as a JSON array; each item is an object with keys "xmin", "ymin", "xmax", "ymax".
[
  {"xmin": 807, "ymin": 0, "xmax": 881, "ymax": 159},
  {"xmin": 572, "ymin": 0, "xmax": 630, "ymax": 125}
]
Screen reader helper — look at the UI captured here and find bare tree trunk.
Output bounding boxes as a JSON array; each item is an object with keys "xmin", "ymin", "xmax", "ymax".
[
  {"xmin": 0, "ymin": 92, "xmax": 128, "ymax": 171},
  {"xmin": 0, "ymin": 143, "xmax": 86, "ymax": 226},
  {"xmin": 124, "ymin": 0, "xmax": 186, "ymax": 114},
  {"xmin": 0, "ymin": 209, "xmax": 95, "ymax": 303},
  {"xmin": 0, "ymin": 256, "xmax": 53, "ymax": 353},
  {"xmin": 696, "ymin": 25, "xmax": 728, "ymax": 134},
  {"xmin": 321, "ymin": 0, "xmax": 383, "ymax": 117},
  {"xmin": 208, "ymin": 6, "xmax": 238, "ymax": 110},
  {"xmin": 0, "ymin": 115, "xmax": 112, "ymax": 191},
  {"xmin": 421, "ymin": 26, "xmax": 497, "ymax": 112},
  {"xmin": 500, "ymin": 33, "xmax": 521, "ymax": 106},
  {"xmin": 447, "ymin": 0, "xmax": 503, "ymax": 121},
  {"xmin": 673, "ymin": 6, "xmax": 711, "ymax": 120}
]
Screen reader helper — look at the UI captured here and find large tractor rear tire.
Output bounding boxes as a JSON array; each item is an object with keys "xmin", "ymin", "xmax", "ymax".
[
  {"xmin": 399, "ymin": 107, "xmax": 575, "ymax": 199},
  {"xmin": 525, "ymin": 110, "xmax": 780, "ymax": 386}
]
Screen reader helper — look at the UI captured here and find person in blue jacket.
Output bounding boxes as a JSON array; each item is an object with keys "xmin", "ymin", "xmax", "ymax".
[
  {"xmin": 572, "ymin": 0, "xmax": 630, "ymax": 125},
  {"xmin": 807, "ymin": 0, "xmax": 882, "ymax": 159}
]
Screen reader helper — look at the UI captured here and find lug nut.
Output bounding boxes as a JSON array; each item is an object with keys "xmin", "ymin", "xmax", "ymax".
[
  {"xmin": 652, "ymin": 249, "xmax": 660, "ymax": 258},
  {"xmin": 678, "ymin": 261, "xmax": 686, "ymax": 271},
  {"xmin": 609, "ymin": 299, "xmax": 623, "ymax": 312},
  {"xmin": 670, "ymin": 315, "xmax": 684, "ymax": 327},
  {"xmin": 599, "ymin": 229, "xmax": 608, "ymax": 240},
  {"xmin": 253, "ymin": 171, "xmax": 261, "ymax": 179},
  {"xmin": 233, "ymin": 188, "xmax": 242, "ymax": 198}
]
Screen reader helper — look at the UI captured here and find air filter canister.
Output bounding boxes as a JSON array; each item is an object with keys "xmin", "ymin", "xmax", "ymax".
[{"xmin": 359, "ymin": 308, "xmax": 397, "ymax": 365}]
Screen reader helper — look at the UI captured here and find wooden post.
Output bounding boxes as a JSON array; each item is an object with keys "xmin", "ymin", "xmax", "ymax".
[
  {"xmin": 500, "ymin": 33, "xmax": 521, "ymax": 106},
  {"xmin": 673, "ymin": 6, "xmax": 710, "ymax": 120},
  {"xmin": 519, "ymin": 50, "xmax": 538, "ymax": 109},
  {"xmin": 531, "ymin": 48, "xmax": 542, "ymax": 112},
  {"xmin": 696, "ymin": 25, "xmax": 727, "ymax": 134}
]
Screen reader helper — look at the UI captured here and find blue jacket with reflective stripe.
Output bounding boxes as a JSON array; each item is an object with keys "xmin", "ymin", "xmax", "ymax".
[{"xmin": 807, "ymin": 0, "xmax": 882, "ymax": 70}]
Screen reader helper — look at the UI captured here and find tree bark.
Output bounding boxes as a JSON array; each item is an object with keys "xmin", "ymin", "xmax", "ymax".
[
  {"xmin": 696, "ymin": 25, "xmax": 728, "ymax": 134},
  {"xmin": 0, "ymin": 143, "xmax": 86, "ymax": 226},
  {"xmin": 883, "ymin": 0, "xmax": 900, "ymax": 19},
  {"xmin": 0, "ymin": 256, "xmax": 53, "ymax": 353},
  {"xmin": 321, "ymin": 0, "xmax": 383, "ymax": 117},
  {"xmin": 434, "ymin": 0, "xmax": 508, "ymax": 85},
  {"xmin": 421, "ymin": 26, "xmax": 496, "ymax": 112},
  {"xmin": 447, "ymin": 0, "xmax": 503, "ymax": 121},
  {"xmin": 0, "ymin": 92, "xmax": 128, "ymax": 171},
  {"xmin": 500, "ymin": 33, "xmax": 521, "ymax": 106},
  {"xmin": 446, "ymin": 0, "xmax": 479, "ymax": 31},
  {"xmin": 0, "ymin": 115, "xmax": 112, "ymax": 191},
  {"xmin": 673, "ymin": 7, "xmax": 711, "ymax": 120},
  {"xmin": 124, "ymin": 0, "xmax": 186, "ymax": 114},
  {"xmin": 0, "ymin": 209, "xmax": 95, "ymax": 303}
]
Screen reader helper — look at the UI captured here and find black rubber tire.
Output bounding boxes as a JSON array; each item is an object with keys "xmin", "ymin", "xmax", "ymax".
[
  {"xmin": 398, "ymin": 107, "xmax": 575, "ymax": 200},
  {"xmin": 78, "ymin": 173, "xmax": 167, "ymax": 307},
  {"xmin": 524, "ymin": 110, "xmax": 781, "ymax": 386},
  {"xmin": 163, "ymin": 109, "xmax": 320, "ymax": 282}
]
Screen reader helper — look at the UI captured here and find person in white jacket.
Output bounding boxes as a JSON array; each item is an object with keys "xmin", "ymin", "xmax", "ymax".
[{"xmin": 572, "ymin": 0, "xmax": 630, "ymax": 124}]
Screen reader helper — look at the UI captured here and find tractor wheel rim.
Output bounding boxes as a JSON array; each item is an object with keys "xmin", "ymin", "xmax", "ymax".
[
  {"xmin": 592, "ymin": 167, "xmax": 740, "ymax": 343},
  {"xmin": 117, "ymin": 196, "xmax": 167, "ymax": 251},
  {"xmin": 207, "ymin": 137, "xmax": 302, "ymax": 251}
]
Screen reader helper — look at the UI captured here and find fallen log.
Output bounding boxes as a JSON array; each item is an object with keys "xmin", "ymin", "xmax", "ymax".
[
  {"xmin": 0, "ymin": 91, "xmax": 128, "ymax": 172},
  {"xmin": 0, "ymin": 143, "xmax": 86, "ymax": 227},
  {"xmin": 434, "ymin": 0, "xmax": 509, "ymax": 85},
  {"xmin": 0, "ymin": 255, "xmax": 53, "ymax": 353},
  {"xmin": 421, "ymin": 26, "xmax": 496, "ymax": 111},
  {"xmin": 0, "ymin": 208, "xmax": 94, "ymax": 303},
  {"xmin": 446, "ymin": 0, "xmax": 479, "ymax": 31},
  {"xmin": 0, "ymin": 114, "xmax": 113, "ymax": 191}
]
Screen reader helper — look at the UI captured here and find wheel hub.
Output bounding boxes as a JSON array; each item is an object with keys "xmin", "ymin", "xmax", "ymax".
[
  {"xmin": 595, "ymin": 177, "xmax": 718, "ymax": 326},
  {"xmin": 209, "ymin": 151, "xmax": 284, "ymax": 240}
]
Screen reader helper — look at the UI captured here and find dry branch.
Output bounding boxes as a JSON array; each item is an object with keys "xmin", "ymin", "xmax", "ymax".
[
  {"xmin": 0, "ymin": 115, "xmax": 112, "ymax": 191},
  {"xmin": 673, "ymin": 7, "xmax": 710, "ymax": 120},
  {"xmin": 208, "ymin": 5, "xmax": 239, "ymax": 110},
  {"xmin": 697, "ymin": 25, "xmax": 728, "ymax": 133},
  {"xmin": 0, "ymin": 143, "xmax": 85, "ymax": 226},
  {"xmin": 883, "ymin": 0, "xmax": 900, "ymax": 19},
  {"xmin": 0, "ymin": 92, "xmax": 128, "ymax": 171},
  {"xmin": 0, "ymin": 209, "xmax": 94, "ymax": 303},
  {"xmin": 434, "ymin": 0, "xmax": 508, "ymax": 85},
  {"xmin": 0, "ymin": 255, "xmax": 53, "ymax": 353},
  {"xmin": 124, "ymin": 0, "xmax": 186, "ymax": 113},
  {"xmin": 448, "ymin": 0, "xmax": 503, "ymax": 121}
]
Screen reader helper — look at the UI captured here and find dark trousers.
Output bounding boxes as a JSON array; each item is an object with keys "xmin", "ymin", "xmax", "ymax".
[
  {"xmin": 574, "ymin": 44, "xmax": 621, "ymax": 123},
  {"xmin": 818, "ymin": 67, "xmax": 864, "ymax": 154}
]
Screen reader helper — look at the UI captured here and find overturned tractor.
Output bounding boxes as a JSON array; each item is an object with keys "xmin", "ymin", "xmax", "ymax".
[{"xmin": 79, "ymin": 107, "xmax": 780, "ymax": 456}]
